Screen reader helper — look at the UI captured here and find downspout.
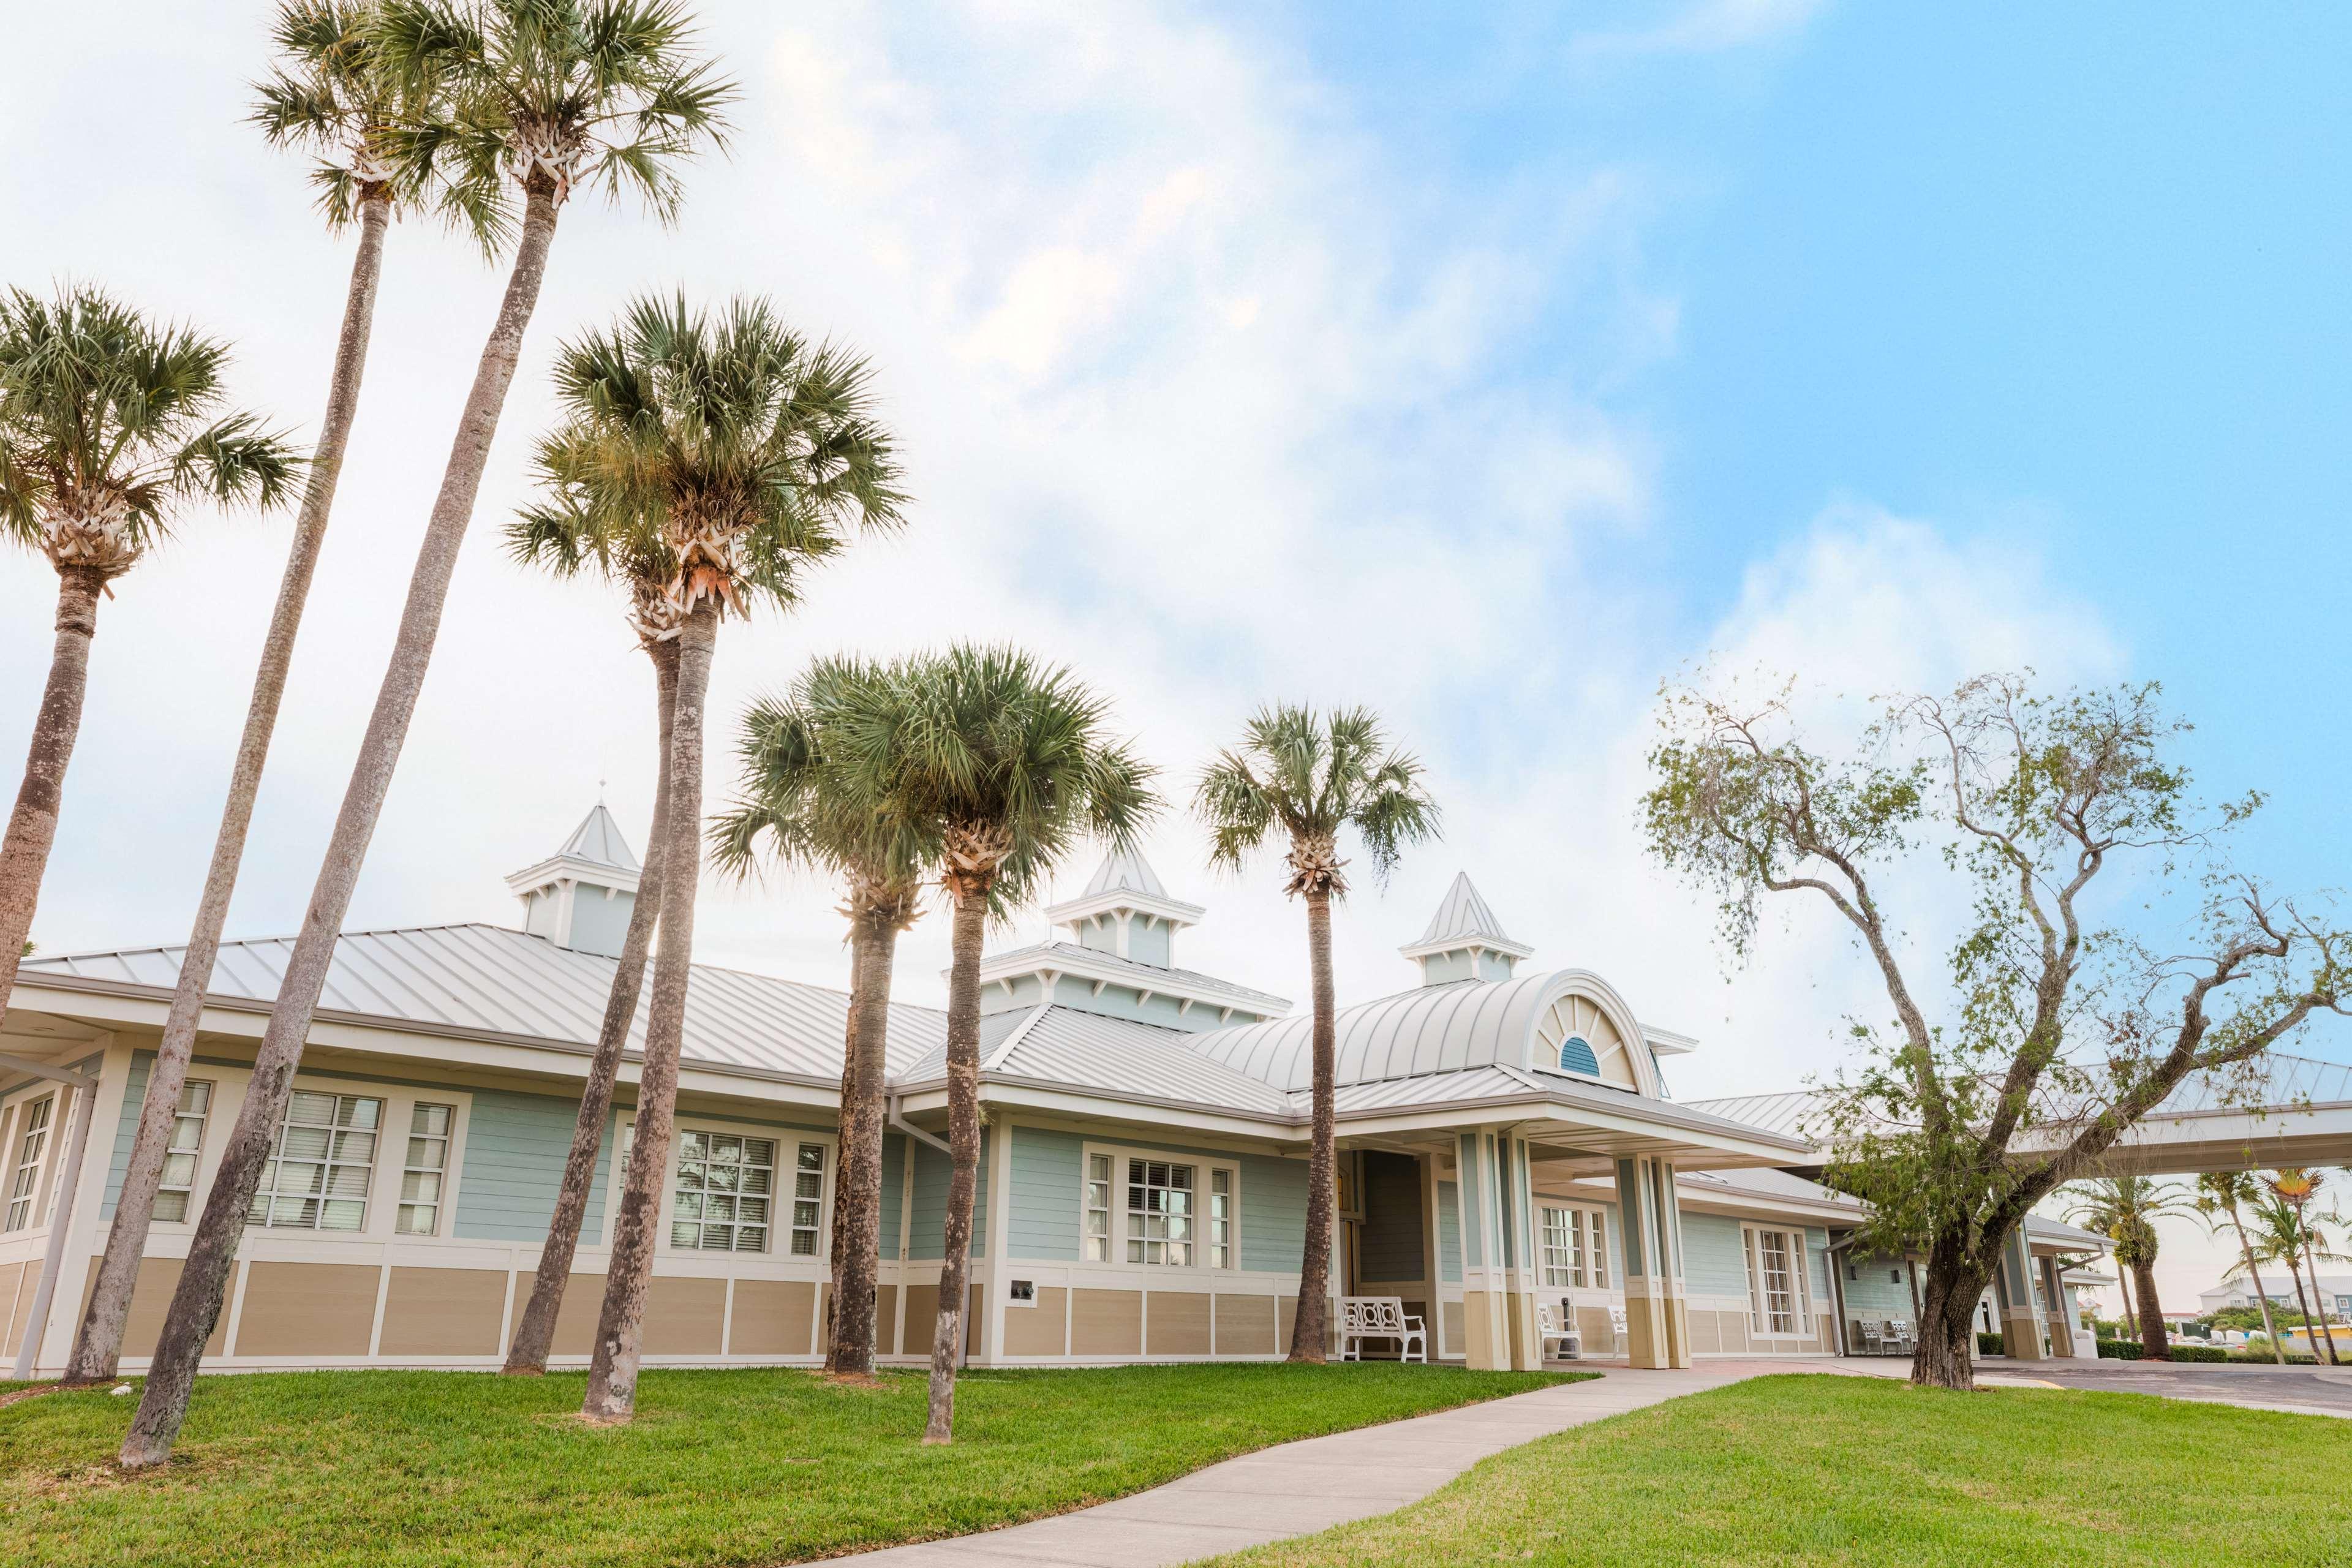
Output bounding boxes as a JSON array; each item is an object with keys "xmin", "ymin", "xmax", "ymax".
[{"xmin": 7, "ymin": 1055, "xmax": 101, "ymax": 1381}]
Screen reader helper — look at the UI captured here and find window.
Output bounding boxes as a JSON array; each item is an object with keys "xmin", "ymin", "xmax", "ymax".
[
  {"xmin": 1126, "ymin": 1158, "xmax": 1194, "ymax": 1266},
  {"xmin": 398, "ymin": 1102, "xmax": 454, "ymax": 1235},
  {"xmin": 1540, "ymin": 1205, "xmax": 1607, "ymax": 1289},
  {"xmin": 154, "ymin": 1080, "xmax": 214, "ymax": 1223},
  {"xmin": 5, "ymin": 1095, "xmax": 55, "ymax": 1231},
  {"xmin": 1084, "ymin": 1153, "xmax": 1113, "ymax": 1262},
  {"xmin": 1744, "ymin": 1226, "xmax": 1809, "ymax": 1335},
  {"xmin": 788, "ymin": 1142, "xmax": 824, "ymax": 1256},
  {"xmin": 1208, "ymin": 1168, "xmax": 1234, "ymax": 1270},
  {"xmin": 670, "ymin": 1130, "xmax": 780, "ymax": 1253},
  {"xmin": 249, "ymin": 1091, "xmax": 383, "ymax": 1231}
]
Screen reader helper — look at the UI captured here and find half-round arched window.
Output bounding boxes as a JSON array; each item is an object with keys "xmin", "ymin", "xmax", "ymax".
[{"xmin": 1534, "ymin": 992, "xmax": 1643, "ymax": 1091}]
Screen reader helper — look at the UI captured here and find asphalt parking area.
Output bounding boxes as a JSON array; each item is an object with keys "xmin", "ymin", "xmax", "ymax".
[{"xmin": 1978, "ymin": 1357, "xmax": 2352, "ymax": 1417}]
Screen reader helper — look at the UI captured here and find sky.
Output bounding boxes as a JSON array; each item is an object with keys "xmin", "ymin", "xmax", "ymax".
[{"xmin": 3, "ymin": 0, "xmax": 2348, "ymax": 1314}]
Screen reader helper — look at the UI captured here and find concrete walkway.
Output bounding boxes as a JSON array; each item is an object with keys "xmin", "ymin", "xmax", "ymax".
[{"xmin": 837, "ymin": 1360, "xmax": 1856, "ymax": 1567}]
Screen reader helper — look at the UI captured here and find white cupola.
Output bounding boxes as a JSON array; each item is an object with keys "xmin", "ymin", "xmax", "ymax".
[
  {"xmin": 1042, "ymin": 848, "xmax": 1205, "ymax": 970},
  {"xmin": 505, "ymin": 802, "xmax": 642, "ymax": 959},
  {"xmin": 1400, "ymin": 872, "xmax": 1532, "ymax": 986}
]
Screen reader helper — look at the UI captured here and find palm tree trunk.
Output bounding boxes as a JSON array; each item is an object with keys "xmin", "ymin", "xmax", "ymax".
[
  {"xmin": 69, "ymin": 191, "xmax": 394, "ymax": 1385},
  {"xmin": 1287, "ymin": 885, "xmax": 1336, "ymax": 1364},
  {"xmin": 826, "ymin": 907, "xmax": 898, "ymax": 1377},
  {"xmin": 2300, "ymin": 1240, "xmax": 2340, "ymax": 1365},
  {"xmin": 823, "ymin": 935, "xmax": 867, "ymax": 1359},
  {"xmin": 2282, "ymin": 1251, "xmax": 2323, "ymax": 1363},
  {"xmin": 924, "ymin": 879, "xmax": 989, "ymax": 1443},
  {"xmin": 0, "ymin": 567, "xmax": 107, "ymax": 1018},
  {"xmin": 2227, "ymin": 1209, "xmax": 2285, "ymax": 1366},
  {"xmin": 120, "ymin": 181, "xmax": 562, "ymax": 1471},
  {"xmin": 503, "ymin": 636, "xmax": 679, "ymax": 1374},
  {"xmin": 582, "ymin": 600, "xmax": 717, "ymax": 1423},
  {"xmin": 2132, "ymin": 1257, "xmax": 2169, "ymax": 1358}
]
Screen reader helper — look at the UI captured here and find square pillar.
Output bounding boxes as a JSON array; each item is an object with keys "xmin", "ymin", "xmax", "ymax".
[
  {"xmin": 1457, "ymin": 1131, "xmax": 1505, "ymax": 1369},
  {"xmin": 1500, "ymin": 1134, "xmax": 1543, "ymax": 1370},
  {"xmin": 1997, "ymin": 1226, "xmax": 2048, "ymax": 1361},
  {"xmin": 1613, "ymin": 1155, "xmax": 1683, "ymax": 1369}
]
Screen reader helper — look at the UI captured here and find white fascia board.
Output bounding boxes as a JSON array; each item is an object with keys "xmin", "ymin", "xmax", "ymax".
[
  {"xmin": 1395, "ymin": 935, "xmax": 1534, "ymax": 962},
  {"xmin": 1642, "ymin": 1026, "xmax": 1700, "ymax": 1057},
  {"xmin": 971, "ymin": 946, "xmax": 1288, "ymax": 1014},
  {"xmin": 502, "ymin": 851, "xmax": 641, "ymax": 899},
  {"xmin": 1042, "ymin": 888, "xmax": 1205, "ymax": 930}
]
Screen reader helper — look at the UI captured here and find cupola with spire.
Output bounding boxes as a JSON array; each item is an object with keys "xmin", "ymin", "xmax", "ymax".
[
  {"xmin": 505, "ymin": 802, "xmax": 641, "ymax": 959},
  {"xmin": 1042, "ymin": 847, "xmax": 1205, "ymax": 968},
  {"xmin": 1400, "ymin": 872, "xmax": 1532, "ymax": 986}
]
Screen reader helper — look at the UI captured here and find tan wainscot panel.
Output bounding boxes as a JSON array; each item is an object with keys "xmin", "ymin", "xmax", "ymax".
[
  {"xmin": 643, "ymin": 1275, "xmax": 726, "ymax": 1356},
  {"xmin": 1213, "ymin": 1293, "xmax": 1275, "ymax": 1355},
  {"xmin": 900, "ymin": 1284, "xmax": 982, "ymax": 1357},
  {"xmin": 1002, "ymin": 1286, "xmax": 1068, "ymax": 1356},
  {"xmin": 728, "ymin": 1279, "xmax": 817, "ymax": 1355},
  {"xmin": 377, "ymin": 1267, "xmax": 508, "ymax": 1357},
  {"xmin": 1572, "ymin": 1305, "xmax": 1611, "ymax": 1354},
  {"xmin": 1442, "ymin": 1300, "xmax": 1468, "ymax": 1357},
  {"xmin": 234, "ymin": 1262, "xmax": 381, "ymax": 1357},
  {"xmin": 78, "ymin": 1257, "xmax": 226, "ymax": 1360},
  {"xmin": 1687, "ymin": 1306, "xmax": 1722, "ymax": 1355},
  {"xmin": 815, "ymin": 1285, "xmax": 831, "ymax": 1355},
  {"xmin": 1071, "ymin": 1287, "xmax": 1142, "ymax": 1356},
  {"xmin": 1, "ymin": 1261, "xmax": 37, "ymax": 1357},
  {"xmin": 875, "ymin": 1283, "xmax": 898, "ymax": 1355},
  {"xmin": 539, "ymin": 1272, "xmax": 608, "ymax": 1357},
  {"xmin": 1275, "ymin": 1294, "xmax": 1300, "ymax": 1357},
  {"xmin": 1146, "ymin": 1290, "xmax": 1211, "ymax": 1356}
]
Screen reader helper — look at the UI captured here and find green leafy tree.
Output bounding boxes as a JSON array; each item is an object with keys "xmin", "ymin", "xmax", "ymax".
[
  {"xmin": 2196, "ymin": 1171, "xmax": 2286, "ymax": 1365},
  {"xmin": 70, "ymin": 0, "xmax": 507, "ymax": 1385},
  {"xmin": 1642, "ymin": 673, "xmax": 2351, "ymax": 1390},
  {"xmin": 875, "ymin": 647, "xmax": 1157, "ymax": 1441},
  {"xmin": 124, "ymin": 0, "xmax": 731, "ymax": 1468},
  {"xmin": 0, "ymin": 283, "xmax": 299, "ymax": 1057},
  {"xmin": 1194, "ymin": 706, "xmax": 1439, "ymax": 1362},
  {"xmin": 2062, "ymin": 1177, "xmax": 2191, "ymax": 1356},
  {"xmin": 709, "ymin": 661, "xmax": 940, "ymax": 1377}
]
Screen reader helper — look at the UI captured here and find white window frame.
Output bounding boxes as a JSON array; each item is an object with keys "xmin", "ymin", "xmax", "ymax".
[
  {"xmin": 151, "ymin": 1078, "xmax": 217, "ymax": 1226},
  {"xmin": 1742, "ymin": 1224, "xmax": 1813, "ymax": 1337},
  {"xmin": 4, "ymin": 1091, "xmax": 57, "ymax": 1232},
  {"xmin": 247, "ymin": 1088, "xmax": 391, "ymax": 1234},
  {"xmin": 614, "ymin": 1115, "xmax": 836, "ymax": 1262},
  {"xmin": 396, "ymin": 1101, "xmax": 457, "ymax": 1237},
  {"xmin": 1537, "ymin": 1202, "xmax": 1609, "ymax": 1290},
  {"xmin": 1077, "ymin": 1140, "xmax": 1242, "ymax": 1273}
]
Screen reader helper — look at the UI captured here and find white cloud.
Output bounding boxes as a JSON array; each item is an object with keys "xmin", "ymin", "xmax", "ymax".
[{"xmin": 1575, "ymin": 0, "xmax": 1831, "ymax": 58}]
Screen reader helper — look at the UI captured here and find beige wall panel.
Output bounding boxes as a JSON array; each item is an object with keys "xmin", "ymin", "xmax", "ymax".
[
  {"xmin": 729, "ymin": 1280, "xmax": 818, "ymax": 1356},
  {"xmin": 876, "ymin": 1283, "xmax": 898, "ymax": 1356},
  {"xmin": 1146, "ymin": 1290, "xmax": 1212, "ymax": 1356},
  {"xmin": 546, "ymin": 1272, "xmax": 608, "ymax": 1357},
  {"xmin": 1071, "ymin": 1288, "xmax": 1142, "ymax": 1357},
  {"xmin": 233, "ymin": 1262, "xmax": 380, "ymax": 1357},
  {"xmin": 377, "ymin": 1267, "xmax": 507, "ymax": 1357},
  {"xmin": 1214, "ymin": 1293, "xmax": 1275, "ymax": 1356},
  {"xmin": 644, "ymin": 1274, "xmax": 726, "ymax": 1355},
  {"xmin": 1442, "ymin": 1300, "xmax": 1467, "ymax": 1357},
  {"xmin": 85, "ymin": 1256, "xmax": 222, "ymax": 1360},
  {"xmin": 1689, "ymin": 1308, "xmax": 1721, "ymax": 1355},
  {"xmin": 1, "ymin": 1261, "xmax": 33, "ymax": 1356},
  {"xmin": 902, "ymin": 1283, "xmax": 938, "ymax": 1357},
  {"xmin": 1276, "ymin": 1294, "xmax": 1300, "ymax": 1357},
  {"xmin": 0, "ymin": 1261, "xmax": 23, "ymax": 1356},
  {"xmin": 816, "ymin": 1284, "xmax": 831, "ymax": 1355},
  {"xmin": 1003, "ymin": 1287, "xmax": 1068, "ymax": 1357}
]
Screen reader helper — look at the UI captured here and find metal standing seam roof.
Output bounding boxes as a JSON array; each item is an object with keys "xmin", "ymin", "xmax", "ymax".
[
  {"xmin": 1185, "ymin": 971, "xmax": 1585, "ymax": 1092},
  {"xmin": 897, "ymin": 1005, "xmax": 1297, "ymax": 1117},
  {"xmin": 1408, "ymin": 872, "xmax": 1529, "ymax": 954},
  {"xmin": 556, "ymin": 803, "xmax": 640, "ymax": 873},
  {"xmin": 20, "ymin": 924, "xmax": 946, "ymax": 1082}
]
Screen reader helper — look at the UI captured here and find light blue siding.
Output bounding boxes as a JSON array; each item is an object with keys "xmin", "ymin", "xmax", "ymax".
[
  {"xmin": 1841, "ymin": 1251, "xmax": 1915, "ymax": 1316},
  {"xmin": 1009, "ymin": 1125, "xmax": 1083, "ymax": 1260},
  {"xmin": 1237, "ymin": 1152, "xmax": 1306, "ymax": 1273},
  {"xmin": 1457, "ymin": 1134, "xmax": 1483, "ymax": 1268},
  {"xmin": 453, "ymin": 1088, "xmax": 614, "ymax": 1241},
  {"xmin": 880, "ymin": 1131, "xmax": 905, "ymax": 1256},
  {"xmin": 99, "ymin": 1052, "xmax": 157, "ymax": 1219},
  {"xmin": 1806, "ymin": 1226, "xmax": 1832, "ymax": 1302},
  {"xmin": 1680, "ymin": 1211, "xmax": 1751, "ymax": 1297},
  {"xmin": 1436, "ymin": 1182, "xmax": 1461, "ymax": 1283},
  {"xmin": 907, "ymin": 1130, "xmax": 988, "ymax": 1261}
]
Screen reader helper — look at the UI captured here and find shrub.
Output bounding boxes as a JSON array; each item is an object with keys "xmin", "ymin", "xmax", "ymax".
[
  {"xmin": 2097, "ymin": 1339, "xmax": 2145, "ymax": 1360},
  {"xmin": 2167, "ymin": 1345, "xmax": 2229, "ymax": 1363},
  {"xmin": 1977, "ymin": 1332, "xmax": 2007, "ymax": 1356}
]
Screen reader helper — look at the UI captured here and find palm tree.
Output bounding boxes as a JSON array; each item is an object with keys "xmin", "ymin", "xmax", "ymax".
[
  {"xmin": 543, "ymin": 293, "xmax": 905, "ymax": 1425},
  {"xmin": 2267, "ymin": 1169, "xmax": 2343, "ymax": 1365},
  {"xmin": 0, "ymin": 284, "xmax": 299, "ymax": 1023},
  {"xmin": 122, "ymin": 1, "xmax": 731, "ymax": 1469},
  {"xmin": 709, "ymin": 662, "xmax": 937, "ymax": 1378},
  {"xmin": 494, "ymin": 518, "xmax": 690, "ymax": 1374},
  {"xmin": 2195, "ymin": 1170, "xmax": 2285, "ymax": 1366},
  {"xmin": 2062, "ymin": 1177, "xmax": 2190, "ymax": 1357},
  {"xmin": 2237, "ymin": 1187, "xmax": 2337, "ymax": 1362},
  {"xmin": 869, "ymin": 647, "xmax": 1156, "ymax": 1441},
  {"xmin": 1194, "ymin": 706, "xmax": 1438, "ymax": 1363},
  {"xmin": 69, "ymin": 0, "xmax": 507, "ymax": 1385}
]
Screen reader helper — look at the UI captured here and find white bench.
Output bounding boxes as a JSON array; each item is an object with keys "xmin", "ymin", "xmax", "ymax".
[
  {"xmin": 1338, "ymin": 1296, "xmax": 1427, "ymax": 1363},
  {"xmin": 1537, "ymin": 1301, "xmax": 1582, "ymax": 1361}
]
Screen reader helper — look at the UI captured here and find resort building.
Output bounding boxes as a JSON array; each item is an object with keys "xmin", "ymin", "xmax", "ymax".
[{"xmin": 0, "ymin": 808, "xmax": 2106, "ymax": 1377}]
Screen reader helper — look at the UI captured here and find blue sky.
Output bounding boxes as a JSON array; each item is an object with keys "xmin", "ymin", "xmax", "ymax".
[{"xmin": 1, "ymin": 1, "xmax": 2345, "ymax": 1305}]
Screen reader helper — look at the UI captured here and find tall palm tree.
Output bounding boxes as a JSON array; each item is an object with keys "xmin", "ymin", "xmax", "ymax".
[
  {"xmin": 2062, "ymin": 1177, "xmax": 2192, "ymax": 1357},
  {"xmin": 2236, "ymin": 1188, "xmax": 2335, "ymax": 1361},
  {"xmin": 2196, "ymin": 1170, "xmax": 2285, "ymax": 1365},
  {"xmin": 69, "ymin": 0, "xmax": 507, "ymax": 1385},
  {"xmin": 1194, "ymin": 706, "xmax": 1438, "ymax": 1363},
  {"xmin": 2267, "ymin": 1169, "xmax": 2343, "ymax": 1365},
  {"xmin": 551, "ymin": 293, "xmax": 905, "ymax": 1424},
  {"xmin": 709, "ymin": 662, "xmax": 938, "ymax": 1378},
  {"xmin": 0, "ymin": 284, "xmax": 299, "ymax": 1018},
  {"xmin": 122, "ymin": 1, "xmax": 731, "ymax": 1469},
  {"xmin": 868, "ymin": 647, "xmax": 1156, "ymax": 1442}
]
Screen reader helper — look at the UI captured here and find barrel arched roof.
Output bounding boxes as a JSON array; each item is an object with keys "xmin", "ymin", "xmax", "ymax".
[{"xmin": 1183, "ymin": 968, "xmax": 1659, "ymax": 1097}]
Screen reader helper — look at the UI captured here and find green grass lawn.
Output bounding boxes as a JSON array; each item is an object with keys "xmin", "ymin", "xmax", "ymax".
[
  {"xmin": 1205, "ymin": 1373, "xmax": 2352, "ymax": 1567},
  {"xmin": 0, "ymin": 1362, "xmax": 1569, "ymax": 1567}
]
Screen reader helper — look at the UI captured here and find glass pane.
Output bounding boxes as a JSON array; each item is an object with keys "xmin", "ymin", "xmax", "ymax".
[
  {"xmin": 738, "ymin": 1225, "xmax": 767, "ymax": 1253},
  {"xmin": 706, "ymin": 1163, "xmax": 739, "ymax": 1193},
  {"xmin": 679, "ymin": 1131, "xmax": 707, "ymax": 1158},
  {"xmin": 678, "ymin": 1161, "xmax": 706, "ymax": 1189},
  {"xmin": 154, "ymin": 1190, "xmax": 188, "ymax": 1223},
  {"xmin": 797, "ymin": 1144, "xmax": 823, "ymax": 1172},
  {"xmin": 674, "ymin": 1192, "xmax": 704, "ymax": 1219},
  {"xmin": 340, "ymin": 1098, "xmax": 380, "ymax": 1129},
  {"xmin": 406, "ymin": 1137, "xmax": 439, "ymax": 1169},
  {"xmin": 401, "ymin": 1170, "xmax": 442, "ymax": 1203},
  {"xmin": 397, "ymin": 1203, "xmax": 436, "ymax": 1235},
  {"xmin": 288, "ymin": 1091, "xmax": 336, "ymax": 1125},
  {"xmin": 710, "ymin": 1136, "xmax": 742, "ymax": 1163},
  {"xmin": 1128, "ymin": 1238, "xmax": 1145, "ymax": 1263},
  {"xmin": 795, "ymin": 1172, "xmax": 820, "ymax": 1200},
  {"xmin": 181, "ymin": 1082, "xmax": 211, "ymax": 1113},
  {"xmin": 160, "ymin": 1152, "xmax": 197, "ymax": 1186},
  {"xmin": 671, "ymin": 1221, "xmax": 699, "ymax": 1247},
  {"xmin": 169, "ymin": 1120, "xmax": 203, "ymax": 1152},
  {"xmin": 281, "ymin": 1125, "xmax": 331, "ymax": 1160},
  {"xmin": 737, "ymin": 1196, "xmax": 768, "ymax": 1224},
  {"xmin": 321, "ymin": 1199, "xmax": 366, "ymax": 1231},
  {"xmin": 703, "ymin": 1224, "xmax": 735, "ymax": 1250},
  {"xmin": 794, "ymin": 1200, "xmax": 820, "ymax": 1229},
  {"xmin": 332, "ymin": 1131, "xmax": 375, "ymax": 1163},
  {"xmin": 708, "ymin": 1194, "xmax": 737, "ymax": 1221},
  {"xmin": 790, "ymin": 1229, "xmax": 815, "ymax": 1256},
  {"xmin": 412, "ymin": 1102, "xmax": 450, "ymax": 1136},
  {"xmin": 1089, "ymin": 1154, "xmax": 1110, "ymax": 1182},
  {"xmin": 326, "ymin": 1164, "xmax": 371, "ymax": 1197},
  {"xmin": 740, "ymin": 1167, "xmax": 771, "ymax": 1196}
]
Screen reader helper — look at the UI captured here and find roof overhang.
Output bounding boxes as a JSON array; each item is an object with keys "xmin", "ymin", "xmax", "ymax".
[
  {"xmin": 503, "ymin": 852, "xmax": 641, "ymax": 899},
  {"xmin": 970, "ymin": 945, "xmax": 1289, "ymax": 1017},
  {"xmin": 1042, "ymin": 888, "xmax": 1205, "ymax": 931}
]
